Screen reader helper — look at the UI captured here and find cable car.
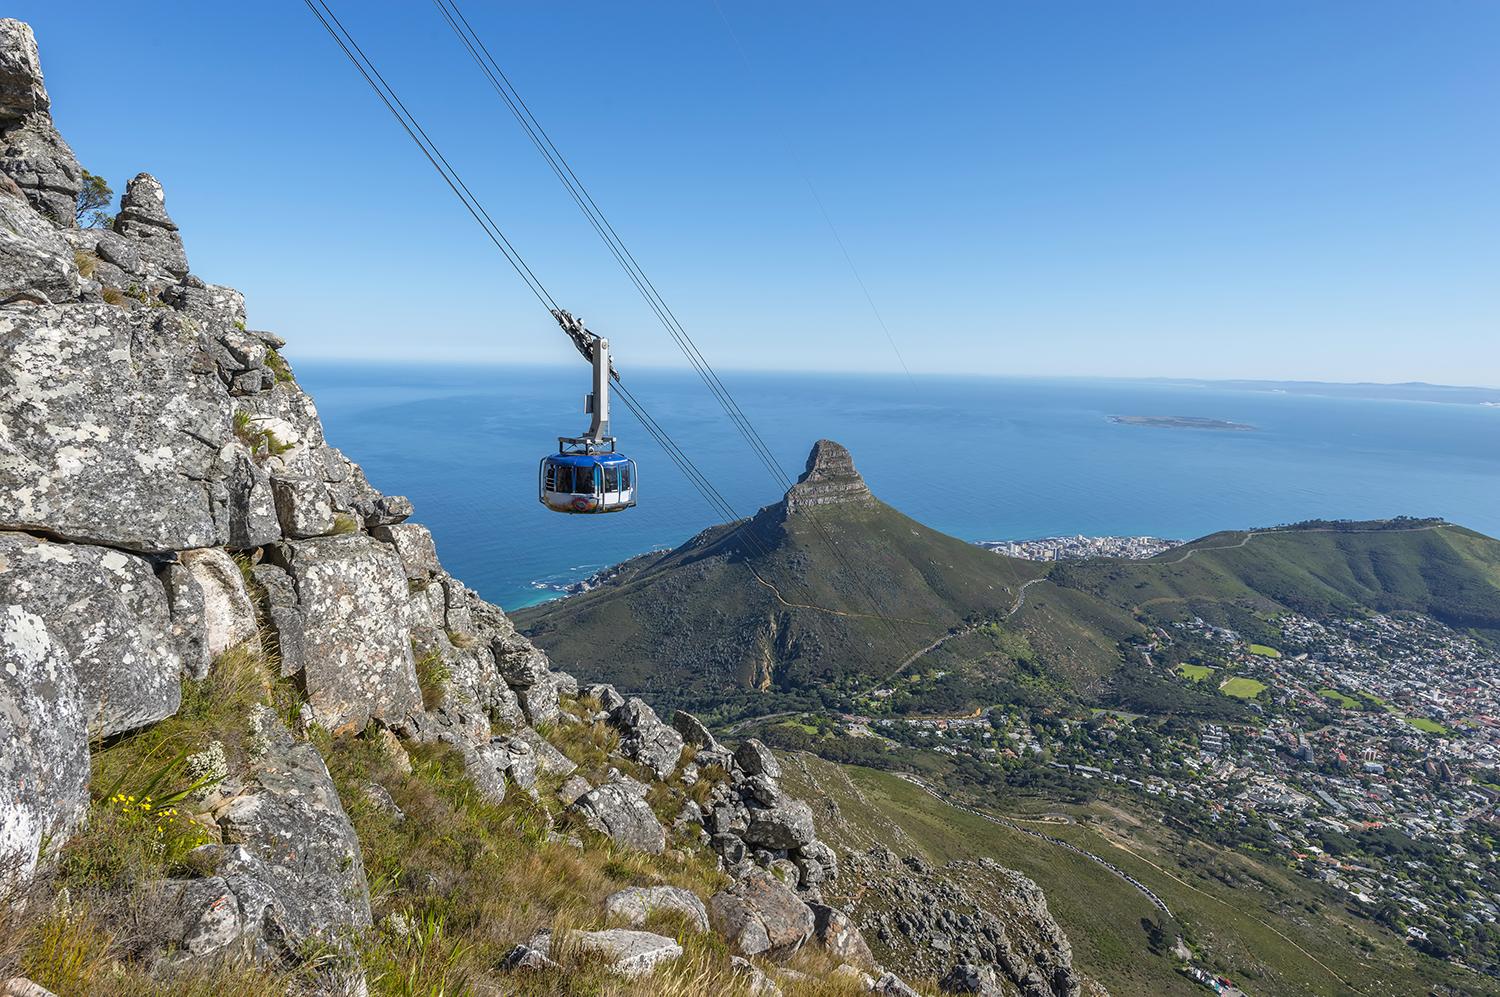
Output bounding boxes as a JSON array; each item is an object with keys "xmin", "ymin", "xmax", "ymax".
[{"xmin": 539, "ymin": 310, "xmax": 638, "ymax": 514}]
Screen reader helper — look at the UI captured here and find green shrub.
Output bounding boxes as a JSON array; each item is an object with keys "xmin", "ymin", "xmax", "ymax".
[{"xmin": 264, "ymin": 347, "xmax": 294, "ymax": 384}]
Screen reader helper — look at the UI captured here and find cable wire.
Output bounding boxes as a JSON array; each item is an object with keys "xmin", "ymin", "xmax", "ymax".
[{"xmin": 431, "ymin": 0, "xmax": 935, "ymax": 647}]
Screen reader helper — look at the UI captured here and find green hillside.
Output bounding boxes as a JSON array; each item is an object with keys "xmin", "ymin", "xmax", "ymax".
[
  {"xmin": 1052, "ymin": 520, "xmax": 1500, "ymax": 643},
  {"xmin": 520, "ymin": 441, "xmax": 1500, "ymax": 719},
  {"xmin": 780, "ymin": 754, "xmax": 1499, "ymax": 997},
  {"xmin": 517, "ymin": 441, "xmax": 1047, "ymax": 708}
]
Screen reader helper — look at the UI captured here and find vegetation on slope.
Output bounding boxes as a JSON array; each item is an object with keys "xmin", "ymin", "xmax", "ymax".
[{"xmin": 779, "ymin": 754, "xmax": 1498, "ymax": 997}]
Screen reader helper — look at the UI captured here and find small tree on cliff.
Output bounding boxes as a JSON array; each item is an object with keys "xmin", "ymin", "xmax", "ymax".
[{"xmin": 76, "ymin": 168, "xmax": 113, "ymax": 228}]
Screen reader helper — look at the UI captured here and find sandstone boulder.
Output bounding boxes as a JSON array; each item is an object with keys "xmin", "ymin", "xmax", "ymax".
[
  {"xmin": 0, "ymin": 180, "xmax": 74, "ymax": 303},
  {"xmin": 572, "ymin": 781, "xmax": 666, "ymax": 855},
  {"xmin": 372, "ymin": 522, "xmax": 440, "ymax": 581},
  {"xmin": 566, "ymin": 928, "xmax": 682, "ymax": 978},
  {"xmin": 708, "ymin": 869, "xmax": 815, "ymax": 960},
  {"xmin": 810, "ymin": 903, "xmax": 876, "ymax": 970},
  {"xmin": 271, "ymin": 535, "xmax": 421, "ymax": 732},
  {"xmin": 0, "ymin": 602, "xmax": 88, "ymax": 880},
  {"xmin": 0, "ymin": 304, "xmax": 231, "ymax": 551},
  {"xmin": 611, "ymin": 696, "xmax": 685, "ymax": 780},
  {"xmin": 162, "ymin": 845, "xmax": 289, "ymax": 962},
  {"xmin": 0, "ymin": 532, "xmax": 181, "ymax": 736},
  {"xmin": 515, "ymin": 725, "xmax": 577, "ymax": 777},
  {"xmin": 215, "ymin": 707, "xmax": 372, "ymax": 943},
  {"xmin": 736, "ymin": 738, "xmax": 781, "ymax": 779},
  {"xmin": 180, "ymin": 547, "xmax": 259, "ymax": 659},
  {"xmin": 745, "ymin": 797, "xmax": 816, "ymax": 850},
  {"xmin": 672, "ymin": 709, "xmax": 722, "ymax": 752},
  {"xmin": 270, "ymin": 475, "xmax": 335, "ymax": 539},
  {"xmin": 604, "ymin": 885, "xmax": 710, "ymax": 933}
]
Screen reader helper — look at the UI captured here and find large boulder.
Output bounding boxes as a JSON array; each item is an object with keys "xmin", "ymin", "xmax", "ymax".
[
  {"xmin": 515, "ymin": 725, "xmax": 577, "ymax": 777},
  {"xmin": 0, "ymin": 178, "xmax": 75, "ymax": 303},
  {"xmin": 604, "ymin": 885, "xmax": 710, "ymax": 933},
  {"xmin": 371, "ymin": 522, "xmax": 440, "ymax": 581},
  {"xmin": 744, "ymin": 797, "xmax": 816, "ymax": 850},
  {"xmin": 271, "ymin": 535, "xmax": 421, "ymax": 732},
  {"xmin": 708, "ymin": 869, "xmax": 815, "ymax": 960},
  {"xmin": 0, "ymin": 602, "xmax": 88, "ymax": 880},
  {"xmin": 161, "ymin": 845, "xmax": 289, "ymax": 962},
  {"xmin": 270, "ymin": 474, "xmax": 334, "ymax": 539},
  {"xmin": 215, "ymin": 706, "xmax": 372, "ymax": 943},
  {"xmin": 0, "ymin": 532, "xmax": 181, "ymax": 737},
  {"xmin": 180, "ymin": 547, "xmax": 259, "ymax": 659},
  {"xmin": 611, "ymin": 697, "xmax": 684, "ymax": 780},
  {"xmin": 672, "ymin": 709, "xmax": 722, "ymax": 752},
  {"xmin": 809, "ymin": 903, "xmax": 876, "ymax": 970},
  {"xmin": 565, "ymin": 929, "xmax": 683, "ymax": 978},
  {"xmin": 0, "ymin": 304, "xmax": 232, "ymax": 552},
  {"xmin": 735, "ymin": 738, "xmax": 781, "ymax": 779},
  {"xmin": 571, "ymin": 780, "xmax": 666, "ymax": 855}
]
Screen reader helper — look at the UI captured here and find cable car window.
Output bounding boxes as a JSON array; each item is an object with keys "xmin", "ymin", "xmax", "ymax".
[
  {"xmin": 573, "ymin": 467, "xmax": 596, "ymax": 494},
  {"xmin": 557, "ymin": 465, "xmax": 574, "ymax": 493},
  {"xmin": 544, "ymin": 463, "xmax": 558, "ymax": 491},
  {"xmin": 620, "ymin": 464, "xmax": 631, "ymax": 491},
  {"xmin": 603, "ymin": 465, "xmax": 620, "ymax": 492}
]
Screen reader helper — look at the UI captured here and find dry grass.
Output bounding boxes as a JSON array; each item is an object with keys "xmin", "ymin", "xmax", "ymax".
[
  {"xmin": 0, "ymin": 642, "xmax": 314, "ymax": 996},
  {"xmin": 2, "ymin": 651, "xmax": 871, "ymax": 996},
  {"xmin": 73, "ymin": 249, "xmax": 98, "ymax": 278}
]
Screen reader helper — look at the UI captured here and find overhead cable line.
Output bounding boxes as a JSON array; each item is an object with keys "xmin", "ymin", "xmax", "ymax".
[
  {"xmin": 300, "ymin": 0, "xmax": 766, "ymax": 553},
  {"xmin": 430, "ymin": 0, "xmax": 793, "ymax": 494},
  {"xmin": 431, "ymin": 0, "xmax": 932, "ymax": 646}
]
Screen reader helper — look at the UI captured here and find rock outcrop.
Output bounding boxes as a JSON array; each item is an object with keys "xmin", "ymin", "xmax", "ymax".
[
  {"xmin": 0, "ymin": 21, "xmax": 79, "ymax": 227},
  {"xmin": 782, "ymin": 439, "xmax": 875, "ymax": 513},
  {"xmin": 840, "ymin": 848, "xmax": 1084, "ymax": 997},
  {"xmin": 0, "ymin": 602, "xmax": 87, "ymax": 881},
  {"xmin": 0, "ymin": 531, "xmax": 182, "ymax": 738}
]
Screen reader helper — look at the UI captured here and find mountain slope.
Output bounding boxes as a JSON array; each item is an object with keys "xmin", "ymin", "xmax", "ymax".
[
  {"xmin": 516, "ymin": 441, "xmax": 1049, "ymax": 705},
  {"xmin": 1051, "ymin": 519, "xmax": 1500, "ymax": 642},
  {"xmin": 522, "ymin": 442, "xmax": 1500, "ymax": 717}
]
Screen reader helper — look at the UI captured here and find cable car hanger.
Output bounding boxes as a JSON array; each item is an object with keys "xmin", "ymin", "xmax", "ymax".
[{"xmin": 537, "ymin": 309, "xmax": 638, "ymax": 514}]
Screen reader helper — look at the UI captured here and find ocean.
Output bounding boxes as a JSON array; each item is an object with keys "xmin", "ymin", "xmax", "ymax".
[{"xmin": 295, "ymin": 363, "xmax": 1500, "ymax": 612}]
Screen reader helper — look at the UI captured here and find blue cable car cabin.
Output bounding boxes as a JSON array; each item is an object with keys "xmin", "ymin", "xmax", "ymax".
[
  {"xmin": 539, "ymin": 450, "xmax": 637, "ymax": 514},
  {"xmin": 539, "ymin": 312, "xmax": 638, "ymax": 515}
]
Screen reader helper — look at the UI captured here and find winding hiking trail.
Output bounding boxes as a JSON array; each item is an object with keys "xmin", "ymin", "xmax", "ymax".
[
  {"xmin": 1133, "ymin": 522, "xmax": 1452, "ymax": 613},
  {"xmin": 1157, "ymin": 522, "xmax": 1450, "ymax": 566}
]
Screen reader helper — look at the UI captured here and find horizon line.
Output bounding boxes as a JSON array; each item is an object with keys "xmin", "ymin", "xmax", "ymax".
[{"xmin": 283, "ymin": 355, "xmax": 1500, "ymax": 394}]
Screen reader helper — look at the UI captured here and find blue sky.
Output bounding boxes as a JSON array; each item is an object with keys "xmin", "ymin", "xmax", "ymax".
[{"xmin": 16, "ymin": 2, "xmax": 1499, "ymax": 384}]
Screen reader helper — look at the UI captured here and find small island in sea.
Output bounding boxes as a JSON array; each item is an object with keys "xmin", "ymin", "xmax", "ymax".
[{"xmin": 1110, "ymin": 414, "xmax": 1256, "ymax": 431}]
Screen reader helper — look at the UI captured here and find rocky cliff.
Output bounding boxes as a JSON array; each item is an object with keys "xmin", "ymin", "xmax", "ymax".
[{"xmin": 0, "ymin": 20, "xmax": 1095, "ymax": 997}]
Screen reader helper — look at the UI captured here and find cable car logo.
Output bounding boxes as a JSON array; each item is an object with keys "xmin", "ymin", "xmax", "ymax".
[{"xmin": 571, "ymin": 495, "xmax": 594, "ymax": 512}]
